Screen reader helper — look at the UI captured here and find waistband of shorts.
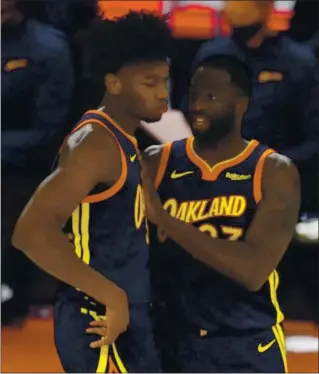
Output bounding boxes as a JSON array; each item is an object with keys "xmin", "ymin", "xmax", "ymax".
[
  {"xmin": 56, "ymin": 293, "xmax": 152, "ymax": 314},
  {"xmin": 177, "ymin": 321, "xmax": 282, "ymax": 338}
]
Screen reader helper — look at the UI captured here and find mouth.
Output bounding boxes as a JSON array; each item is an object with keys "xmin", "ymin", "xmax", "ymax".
[
  {"xmin": 159, "ymin": 105, "xmax": 168, "ymax": 114},
  {"xmin": 190, "ymin": 112, "xmax": 210, "ymax": 131}
]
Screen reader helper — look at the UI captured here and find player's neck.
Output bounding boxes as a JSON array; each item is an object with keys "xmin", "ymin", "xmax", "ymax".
[
  {"xmin": 100, "ymin": 98, "xmax": 139, "ymax": 137},
  {"xmin": 193, "ymin": 135, "xmax": 247, "ymax": 166}
]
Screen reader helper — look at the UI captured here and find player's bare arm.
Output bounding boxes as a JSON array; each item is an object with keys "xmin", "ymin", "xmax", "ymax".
[
  {"xmin": 141, "ymin": 153, "xmax": 300, "ymax": 291},
  {"xmin": 12, "ymin": 124, "xmax": 129, "ymax": 339}
]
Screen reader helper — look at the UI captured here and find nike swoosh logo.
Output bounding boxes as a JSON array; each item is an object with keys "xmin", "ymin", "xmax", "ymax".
[
  {"xmin": 130, "ymin": 154, "xmax": 137, "ymax": 162},
  {"xmin": 257, "ymin": 339, "xmax": 276, "ymax": 353},
  {"xmin": 171, "ymin": 170, "xmax": 194, "ymax": 179}
]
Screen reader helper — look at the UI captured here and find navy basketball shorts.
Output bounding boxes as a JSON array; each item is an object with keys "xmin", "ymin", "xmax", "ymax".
[
  {"xmin": 174, "ymin": 324, "xmax": 288, "ymax": 373},
  {"xmin": 54, "ymin": 299, "xmax": 161, "ymax": 373}
]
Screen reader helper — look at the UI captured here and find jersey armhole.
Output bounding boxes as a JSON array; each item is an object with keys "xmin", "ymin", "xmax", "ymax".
[
  {"xmin": 253, "ymin": 149, "xmax": 275, "ymax": 204},
  {"xmin": 68, "ymin": 120, "xmax": 128, "ymax": 203},
  {"xmin": 154, "ymin": 143, "xmax": 173, "ymax": 189}
]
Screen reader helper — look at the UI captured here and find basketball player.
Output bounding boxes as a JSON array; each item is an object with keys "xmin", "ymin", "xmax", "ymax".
[
  {"xmin": 141, "ymin": 56, "xmax": 300, "ymax": 372},
  {"xmin": 12, "ymin": 12, "xmax": 171, "ymax": 373}
]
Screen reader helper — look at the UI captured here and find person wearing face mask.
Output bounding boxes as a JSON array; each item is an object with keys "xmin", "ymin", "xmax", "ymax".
[{"xmin": 141, "ymin": 55, "xmax": 299, "ymax": 373}]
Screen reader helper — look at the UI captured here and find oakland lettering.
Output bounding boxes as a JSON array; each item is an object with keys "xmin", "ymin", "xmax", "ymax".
[{"xmin": 163, "ymin": 195, "xmax": 247, "ymax": 224}]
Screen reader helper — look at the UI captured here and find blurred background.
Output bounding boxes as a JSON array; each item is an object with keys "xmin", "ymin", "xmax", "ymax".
[{"xmin": 1, "ymin": 0, "xmax": 318, "ymax": 372}]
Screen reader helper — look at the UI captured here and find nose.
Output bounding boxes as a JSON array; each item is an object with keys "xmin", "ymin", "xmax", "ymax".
[
  {"xmin": 157, "ymin": 86, "xmax": 169, "ymax": 102},
  {"xmin": 189, "ymin": 90, "xmax": 204, "ymax": 110},
  {"xmin": 189, "ymin": 103, "xmax": 205, "ymax": 114},
  {"xmin": 192, "ymin": 105, "xmax": 201, "ymax": 111}
]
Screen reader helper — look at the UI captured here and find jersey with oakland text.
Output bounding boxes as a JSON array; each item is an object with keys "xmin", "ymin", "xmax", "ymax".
[{"xmin": 150, "ymin": 137, "xmax": 284, "ymax": 332}]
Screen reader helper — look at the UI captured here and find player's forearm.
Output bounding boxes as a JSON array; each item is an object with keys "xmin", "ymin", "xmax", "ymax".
[
  {"xmin": 158, "ymin": 211, "xmax": 262, "ymax": 291},
  {"xmin": 12, "ymin": 221, "xmax": 124, "ymax": 305}
]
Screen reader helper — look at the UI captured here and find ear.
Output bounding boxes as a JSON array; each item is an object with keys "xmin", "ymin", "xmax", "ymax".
[{"xmin": 104, "ymin": 73, "xmax": 122, "ymax": 95}]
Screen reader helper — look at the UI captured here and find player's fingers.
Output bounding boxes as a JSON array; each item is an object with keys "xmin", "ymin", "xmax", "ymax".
[
  {"xmin": 89, "ymin": 320, "xmax": 107, "ymax": 327},
  {"xmin": 101, "ymin": 333, "xmax": 119, "ymax": 346},
  {"xmin": 86, "ymin": 327, "xmax": 106, "ymax": 336},
  {"xmin": 101, "ymin": 325, "xmax": 123, "ymax": 346},
  {"xmin": 90, "ymin": 336, "xmax": 115, "ymax": 349},
  {"xmin": 89, "ymin": 338, "xmax": 105, "ymax": 348}
]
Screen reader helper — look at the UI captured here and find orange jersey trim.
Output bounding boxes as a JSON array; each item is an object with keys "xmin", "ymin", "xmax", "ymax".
[
  {"xmin": 85, "ymin": 110, "xmax": 139, "ymax": 151},
  {"xmin": 82, "ymin": 123, "xmax": 128, "ymax": 203},
  {"xmin": 154, "ymin": 143, "xmax": 172, "ymax": 189},
  {"xmin": 108, "ymin": 357, "xmax": 120, "ymax": 373},
  {"xmin": 253, "ymin": 148, "xmax": 275, "ymax": 204},
  {"xmin": 186, "ymin": 137, "xmax": 259, "ymax": 181},
  {"xmin": 61, "ymin": 117, "xmax": 128, "ymax": 204}
]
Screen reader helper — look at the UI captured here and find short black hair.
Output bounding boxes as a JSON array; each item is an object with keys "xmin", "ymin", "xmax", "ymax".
[
  {"xmin": 199, "ymin": 55, "xmax": 252, "ymax": 96},
  {"xmin": 86, "ymin": 11, "xmax": 172, "ymax": 81}
]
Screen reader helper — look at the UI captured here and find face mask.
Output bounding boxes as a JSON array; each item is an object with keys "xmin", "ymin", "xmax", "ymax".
[{"xmin": 232, "ymin": 23, "xmax": 263, "ymax": 45}]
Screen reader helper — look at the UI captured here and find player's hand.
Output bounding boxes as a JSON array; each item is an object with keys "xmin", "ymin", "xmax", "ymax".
[
  {"xmin": 86, "ymin": 288, "xmax": 129, "ymax": 348},
  {"xmin": 139, "ymin": 154, "xmax": 163, "ymax": 224}
]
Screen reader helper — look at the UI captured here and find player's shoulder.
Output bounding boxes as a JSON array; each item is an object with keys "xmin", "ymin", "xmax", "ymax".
[
  {"xmin": 263, "ymin": 152, "xmax": 299, "ymax": 186},
  {"xmin": 60, "ymin": 122, "xmax": 118, "ymax": 166},
  {"xmin": 28, "ymin": 20, "xmax": 70, "ymax": 56},
  {"xmin": 265, "ymin": 152, "xmax": 296, "ymax": 171},
  {"xmin": 67, "ymin": 122, "xmax": 116, "ymax": 150}
]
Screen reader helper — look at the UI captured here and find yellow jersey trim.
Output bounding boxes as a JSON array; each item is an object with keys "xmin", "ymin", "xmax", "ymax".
[
  {"xmin": 272, "ymin": 324, "xmax": 288, "ymax": 373},
  {"xmin": 269, "ymin": 270, "xmax": 284, "ymax": 324},
  {"xmin": 80, "ymin": 308, "xmax": 127, "ymax": 372}
]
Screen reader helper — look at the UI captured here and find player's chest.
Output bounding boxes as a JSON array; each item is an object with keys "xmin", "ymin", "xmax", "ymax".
[{"xmin": 159, "ymin": 175, "xmax": 256, "ymax": 231}]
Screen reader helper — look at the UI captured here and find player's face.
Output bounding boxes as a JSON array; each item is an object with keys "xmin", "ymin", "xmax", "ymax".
[
  {"xmin": 188, "ymin": 66, "xmax": 239, "ymax": 147},
  {"xmin": 119, "ymin": 61, "xmax": 169, "ymax": 123}
]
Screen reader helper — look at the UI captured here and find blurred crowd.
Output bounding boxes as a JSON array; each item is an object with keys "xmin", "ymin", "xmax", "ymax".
[{"xmin": 1, "ymin": 0, "xmax": 318, "ymax": 326}]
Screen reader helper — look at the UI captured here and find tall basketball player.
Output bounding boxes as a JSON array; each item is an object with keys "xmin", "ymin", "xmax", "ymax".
[{"xmin": 12, "ymin": 12, "xmax": 171, "ymax": 373}]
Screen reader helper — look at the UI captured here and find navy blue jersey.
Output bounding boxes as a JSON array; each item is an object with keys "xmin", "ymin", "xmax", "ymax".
[
  {"xmin": 150, "ymin": 137, "xmax": 284, "ymax": 331},
  {"xmin": 58, "ymin": 110, "xmax": 150, "ymax": 304}
]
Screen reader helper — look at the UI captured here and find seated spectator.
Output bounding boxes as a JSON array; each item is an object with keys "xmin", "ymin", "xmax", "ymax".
[
  {"xmin": 43, "ymin": 0, "xmax": 102, "ymax": 122},
  {"xmin": 43, "ymin": 0, "xmax": 98, "ymax": 38},
  {"xmin": 306, "ymin": 29, "xmax": 319, "ymax": 55},
  {"xmin": 1, "ymin": 0, "xmax": 74, "ymax": 325}
]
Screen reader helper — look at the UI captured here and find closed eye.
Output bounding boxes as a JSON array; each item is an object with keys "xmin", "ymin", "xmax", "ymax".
[
  {"xmin": 144, "ymin": 82, "xmax": 156, "ymax": 88},
  {"xmin": 144, "ymin": 77, "xmax": 169, "ymax": 88}
]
